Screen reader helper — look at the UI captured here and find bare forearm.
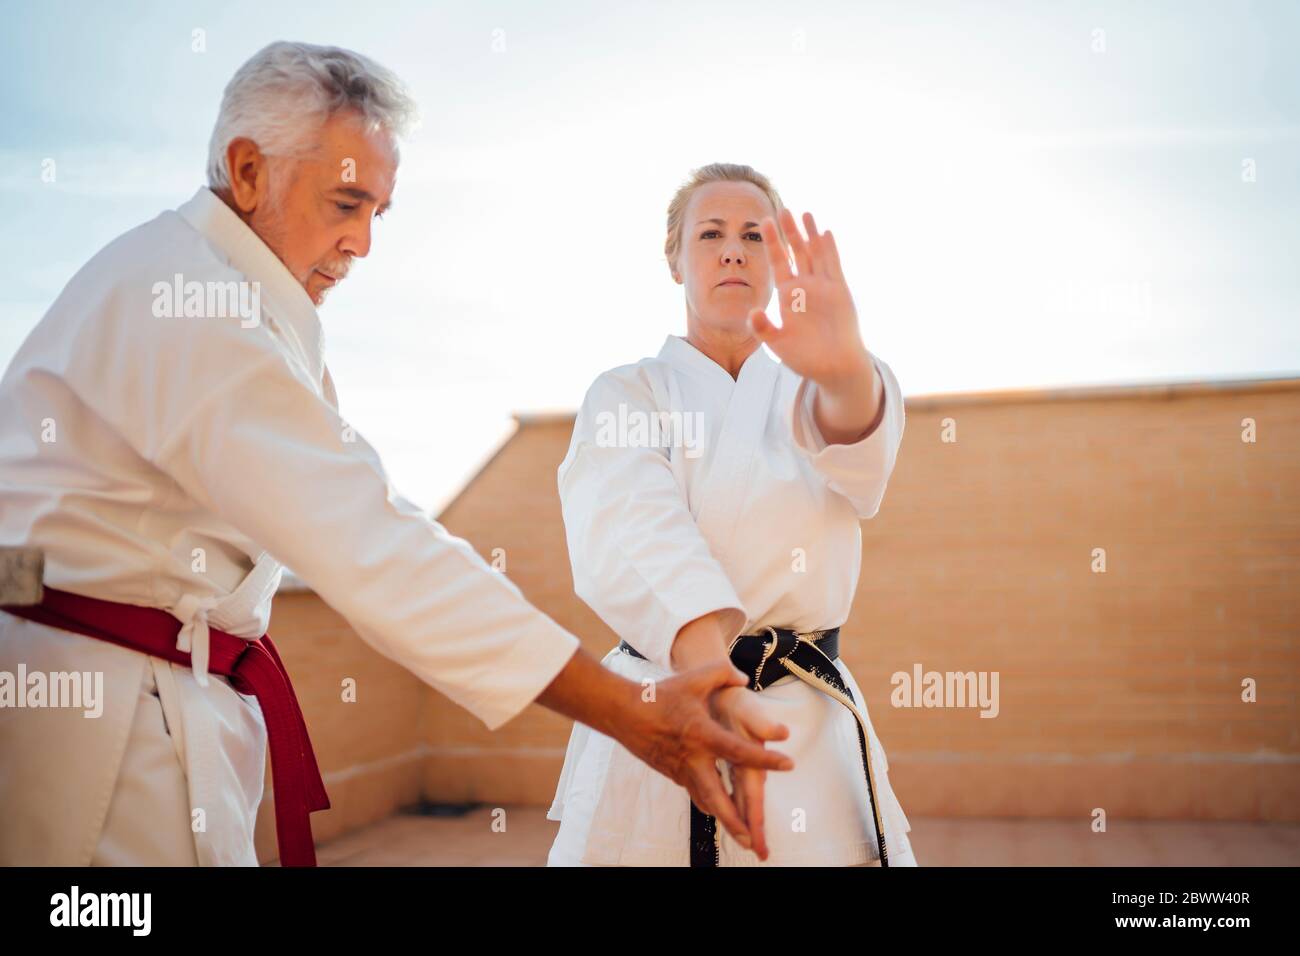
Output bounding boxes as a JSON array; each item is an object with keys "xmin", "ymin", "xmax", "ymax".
[
  {"xmin": 812, "ymin": 350, "xmax": 884, "ymax": 446},
  {"xmin": 534, "ymin": 647, "xmax": 638, "ymax": 739}
]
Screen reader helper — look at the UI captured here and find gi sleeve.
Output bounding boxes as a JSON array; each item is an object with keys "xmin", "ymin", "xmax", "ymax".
[
  {"xmin": 788, "ymin": 353, "xmax": 905, "ymax": 520},
  {"xmin": 558, "ymin": 367, "xmax": 747, "ymax": 671},
  {"xmin": 137, "ymin": 343, "xmax": 579, "ymax": 731}
]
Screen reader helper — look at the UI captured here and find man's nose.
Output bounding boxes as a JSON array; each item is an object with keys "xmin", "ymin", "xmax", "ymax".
[{"xmin": 340, "ymin": 219, "xmax": 373, "ymax": 259}]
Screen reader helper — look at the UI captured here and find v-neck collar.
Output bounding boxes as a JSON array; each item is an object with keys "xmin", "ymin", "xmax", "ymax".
[{"xmin": 658, "ymin": 334, "xmax": 775, "ymax": 387}]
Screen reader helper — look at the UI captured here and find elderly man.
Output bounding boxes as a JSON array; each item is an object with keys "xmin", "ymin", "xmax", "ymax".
[{"xmin": 0, "ymin": 41, "xmax": 790, "ymax": 866}]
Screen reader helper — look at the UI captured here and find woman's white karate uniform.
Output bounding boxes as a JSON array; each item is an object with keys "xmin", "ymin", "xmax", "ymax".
[{"xmin": 547, "ymin": 334, "xmax": 917, "ymax": 867}]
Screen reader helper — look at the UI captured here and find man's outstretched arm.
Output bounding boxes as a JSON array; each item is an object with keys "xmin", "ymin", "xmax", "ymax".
[{"xmin": 110, "ymin": 333, "xmax": 792, "ymax": 852}]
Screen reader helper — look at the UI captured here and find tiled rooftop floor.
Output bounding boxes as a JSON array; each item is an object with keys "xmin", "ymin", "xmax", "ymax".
[{"xmin": 312, "ymin": 806, "xmax": 1300, "ymax": 867}]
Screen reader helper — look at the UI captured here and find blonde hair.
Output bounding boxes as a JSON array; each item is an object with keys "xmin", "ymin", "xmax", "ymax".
[{"xmin": 664, "ymin": 163, "xmax": 786, "ymax": 274}]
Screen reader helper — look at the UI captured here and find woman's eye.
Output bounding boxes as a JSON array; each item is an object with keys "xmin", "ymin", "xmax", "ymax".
[
  {"xmin": 700, "ymin": 230, "xmax": 720, "ymax": 239},
  {"xmin": 744, "ymin": 232, "xmax": 763, "ymax": 241},
  {"xmin": 336, "ymin": 202, "xmax": 359, "ymax": 213}
]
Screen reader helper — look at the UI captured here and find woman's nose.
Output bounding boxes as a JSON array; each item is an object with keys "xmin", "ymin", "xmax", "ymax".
[{"xmin": 722, "ymin": 248, "xmax": 746, "ymax": 265}]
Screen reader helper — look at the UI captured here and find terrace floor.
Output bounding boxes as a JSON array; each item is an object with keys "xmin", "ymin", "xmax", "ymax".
[{"xmin": 309, "ymin": 806, "xmax": 1300, "ymax": 867}]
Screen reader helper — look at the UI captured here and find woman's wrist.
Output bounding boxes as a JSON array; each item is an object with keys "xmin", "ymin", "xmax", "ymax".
[
  {"xmin": 669, "ymin": 611, "xmax": 731, "ymax": 672},
  {"xmin": 813, "ymin": 353, "xmax": 882, "ymax": 445}
]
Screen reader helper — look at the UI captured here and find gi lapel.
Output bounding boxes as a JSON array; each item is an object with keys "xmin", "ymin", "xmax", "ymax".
[
  {"xmin": 689, "ymin": 345, "xmax": 779, "ymax": 569},
  {"xmin": 176, "ymin": 187, "xmax": 328, "ymax": 393}
]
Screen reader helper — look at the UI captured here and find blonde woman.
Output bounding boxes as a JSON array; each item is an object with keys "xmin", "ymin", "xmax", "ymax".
[{"xmin": 546, "ymin": 163, "xmax": 916, "ymax": 867}]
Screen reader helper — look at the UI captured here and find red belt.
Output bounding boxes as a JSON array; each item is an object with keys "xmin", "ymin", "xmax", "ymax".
[{"xmin": 1, "ymin": 586, "xmax": 329, "ymax": 866}]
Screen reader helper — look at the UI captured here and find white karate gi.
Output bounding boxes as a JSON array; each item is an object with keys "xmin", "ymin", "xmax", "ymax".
[
  {"xmin": 0, "ymin": 186, "xmax": 580, "ymax": 865},
  {"xmin": 546, "ymin": 334, "xmax": 917, "ymax": 866}
]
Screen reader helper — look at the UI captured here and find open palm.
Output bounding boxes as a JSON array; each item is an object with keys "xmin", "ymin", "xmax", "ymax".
[{"xmin": 748, "ymin": 208, "xmax": 871, "ymax": 390}]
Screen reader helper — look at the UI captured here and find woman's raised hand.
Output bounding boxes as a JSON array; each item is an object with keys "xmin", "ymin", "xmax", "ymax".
[{"xmin": 748, "ymin": 208, "xmax": 873, "ymax": 392}]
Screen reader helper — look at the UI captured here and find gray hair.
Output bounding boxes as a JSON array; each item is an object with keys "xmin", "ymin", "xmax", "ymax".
[{"xmin": 206, "ymin": 41, "xmax": 418, "ymax": 192}]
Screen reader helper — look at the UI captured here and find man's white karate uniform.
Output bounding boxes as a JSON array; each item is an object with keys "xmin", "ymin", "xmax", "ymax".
[
  {"xmin": 0, "ymin": 187, "xmax": 580, "ymax": 865},
  {"xmin": 547, "ymin": 335, "xmax": 917, "ymax": 866}
]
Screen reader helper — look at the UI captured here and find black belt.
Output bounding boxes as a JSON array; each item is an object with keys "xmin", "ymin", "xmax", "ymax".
[{"xmin": 618, "ymin": 625, "xmax": 891, "ymax": 867}]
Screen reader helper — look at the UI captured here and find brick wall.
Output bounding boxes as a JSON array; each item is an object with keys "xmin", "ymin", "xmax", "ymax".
[{"xmin": 259, "ymin": 376, "xmax": 1300, "ymax": 859}]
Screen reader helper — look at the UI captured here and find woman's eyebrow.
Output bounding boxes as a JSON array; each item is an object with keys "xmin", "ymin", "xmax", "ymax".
[{"xmin": 696, "ymin": 218, "xmax": 760, "ymax": 228}]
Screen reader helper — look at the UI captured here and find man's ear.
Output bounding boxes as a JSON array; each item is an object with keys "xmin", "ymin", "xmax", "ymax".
[{"xmin": 225, "ymin": 137, "xmax": 268, "ymax": 215}]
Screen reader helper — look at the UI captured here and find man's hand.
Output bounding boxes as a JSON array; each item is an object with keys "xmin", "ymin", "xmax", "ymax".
[
  {"xmin": 536, "ymin": 649, "xmax": 794, "ymax": 856},
  {"xmin": 632, "ymin": 660, "xmax": 791, "ymax": 857}
]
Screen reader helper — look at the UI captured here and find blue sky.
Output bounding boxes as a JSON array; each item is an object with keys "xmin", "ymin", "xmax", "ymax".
[{"xmin": 2, "ymin": 0, "xmax": 1297, "ymax": 509}]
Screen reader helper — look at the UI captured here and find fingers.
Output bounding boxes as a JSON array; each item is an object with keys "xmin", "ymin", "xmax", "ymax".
[
  {"xmin": 700, "ymin": 717, "xmax": 794, "ymax": 771},
  {"xmin": 730, "ymin": 764, "xmax": 746, "ymax": 837},
  {"xmin": 739, "ymin": 704, "xmax": 790, "ymax": 743},
  {"xmin": 799, "ymin": 210, "xmax": 847, "ymax": 284},
  {"xmin": 780, "ymin": 207, "xmax": 813, "ymax": 277},
  {"xmin": 739, "ymin": 769, "xmax": 769, "ymax": 859},
  {"xmin": 689, "ymin": 762, "xmax": 751, "ymax": 850},
  {"xmin": 772, "ymin": 209, "xmax": 843, "ymax": 283},
  {"xmin": 801, "ymin": 211, "xmax": 827, "ymax": 273},
  {"xmin": 697, "ymin": 764, "xmax": 769, "ymax": 860},
  {"xmin": 802, "ymin": 211, "xmax": 843, "ymax": 283},
  {"xmin": 821, "ymin": 227, "xmax": 844, "ymax": 282},
  {"xmin": 758, "ymin": 216, "xmax": 794, "ymax": 284},
  {"xmin": 727, "ymin": 683, "xmax": 791, "ymax": 743}
]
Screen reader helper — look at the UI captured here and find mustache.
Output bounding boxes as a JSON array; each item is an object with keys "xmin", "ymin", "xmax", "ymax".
[{"xmin": 316, "ymin": 260, "xmax": 353, "ymax": 280}]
